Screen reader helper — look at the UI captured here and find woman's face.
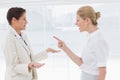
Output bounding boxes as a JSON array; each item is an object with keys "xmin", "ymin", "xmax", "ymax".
[
  {"xmin": 75, "ymin": 15, "xmax": 88, "ymax": 32},
  {"xmin": 12, "ymin": 13, "xmax": 28, "ymax": 31}
]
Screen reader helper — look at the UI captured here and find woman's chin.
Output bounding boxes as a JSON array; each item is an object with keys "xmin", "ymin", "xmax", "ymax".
[
  {"xmin": 21, "ymin": 28, "xmax": 26, "ymax": 31},
  {"xmin": 79, "ymin": 29, "xmax": 84, "ymax": 32},
  {"xmin": 22, "ymin": 26, "xmax": 26, "ymax": 30},
  {"xmin": 79, "ymin": 29, "xmax": 82, "ymax": 32}
]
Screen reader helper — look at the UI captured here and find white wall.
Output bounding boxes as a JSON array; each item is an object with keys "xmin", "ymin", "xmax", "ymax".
[{"xmin": 0, "ymin": 1, "xmax": 120, "ymax": 80}]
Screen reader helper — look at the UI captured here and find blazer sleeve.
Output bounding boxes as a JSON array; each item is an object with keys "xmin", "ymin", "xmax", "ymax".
[
  {"xmin": 23, "ymin": 33, "xmax": 48, "ymax": 62},
  {"xmin": 32, "ymin": 50, "xmax": 48, "ymax": 62},
  {"xmin": 4, "ymin": 36, "xmax": 30, "ymax": 75}
]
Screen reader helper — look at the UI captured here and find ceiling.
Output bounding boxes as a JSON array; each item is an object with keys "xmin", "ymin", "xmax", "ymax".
[{"xmin": 0, "ymin": 0, "xmax": 120, "ymax": 7}]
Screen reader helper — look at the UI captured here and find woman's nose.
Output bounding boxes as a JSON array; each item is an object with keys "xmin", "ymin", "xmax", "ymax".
[
  {"xmin": 26, "ymin": 20, "xmax": 28, "ymax": 24},
  {"xmin": 75, "ymin": 22, "xmax": 77, "ymax": 25},
  {"xmin": 75, "ymin": 22, "xmax": 78, "ymax": 27}
]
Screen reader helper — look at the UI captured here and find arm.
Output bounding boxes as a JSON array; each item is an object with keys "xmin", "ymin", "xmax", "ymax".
[
  {"xmin": 32, "ymin": 48, "xmax": 60, "ymax": 62},
  {"xmin": 62, "ymin": 46, "xmax": 83, "ymax": 66},
  {"xmin": 24, "ymin": 34, "xmax": 48, "ymax": 62},
  {"xmin": 95, "ymin": 40, "xmax": 109, "ymax": 80},
  {"xmin": 98, "ymin": 67, "xmax": 106, "ymax": 80},
  {"xmin": 53, "ymin": 36, "xmax": 83, "ymax": 66},
  {"xmin": 32, "ymin": 50, "xmax": 48, "ymax": 62},
  {"xmin": 24, "ymin": 34, "xmax": 60, "ymax": 62}
]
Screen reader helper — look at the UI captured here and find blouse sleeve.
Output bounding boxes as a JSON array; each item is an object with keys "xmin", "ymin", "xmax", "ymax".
[{"xmin": 95, "ymin": 40, "xmax": 109, "ymax": 67}]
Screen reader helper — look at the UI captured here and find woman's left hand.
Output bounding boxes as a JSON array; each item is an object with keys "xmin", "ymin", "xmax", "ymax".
[{"xmin": 46, "ymin": 48, "xmax": 60, "ymax": 53}]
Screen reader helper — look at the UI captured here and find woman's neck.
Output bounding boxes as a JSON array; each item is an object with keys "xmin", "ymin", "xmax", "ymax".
[
  {"xmin": 12, "ymin": 26, "xmax": 21, "ymax": 35},
  {"xmin": 87, "ymin": 25, "xmax": 98, "ymax": 34}
]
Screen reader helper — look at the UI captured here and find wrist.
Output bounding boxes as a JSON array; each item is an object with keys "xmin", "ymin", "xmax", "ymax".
[
  {"xmin": 28, "ymin": 63, "xmax": 32, "ymax": 71},
  {"xmin": 46, "ymin": 49, "xmax": 49, "ymax": 53},
  {"xmin": 62, "ymin": 45, "xmax": 68, "ymax": 51}
]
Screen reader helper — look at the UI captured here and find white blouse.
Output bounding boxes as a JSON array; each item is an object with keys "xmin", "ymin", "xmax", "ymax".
[{"xmin": 80, "ymin": 29, "xmax": 109, "ymax": 75}]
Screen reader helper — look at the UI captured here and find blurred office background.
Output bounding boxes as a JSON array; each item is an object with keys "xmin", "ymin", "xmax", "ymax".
[{"xmin": 0, "ymin": 0, "xmax": 120, "ymax": 80}]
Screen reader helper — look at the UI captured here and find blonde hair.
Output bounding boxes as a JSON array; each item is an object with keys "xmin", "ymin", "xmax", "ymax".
[{"xmin": 77, "ymin": 6, "xmax": 100, "ymax": 25}]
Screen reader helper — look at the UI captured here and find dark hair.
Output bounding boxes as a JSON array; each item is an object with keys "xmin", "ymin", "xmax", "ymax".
[{"xmin": 7, "ymin": 7, "xmax": 26, "ymax": 25}]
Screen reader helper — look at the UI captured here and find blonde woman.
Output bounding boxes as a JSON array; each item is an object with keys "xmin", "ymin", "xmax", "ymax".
[
  {"xmin": 4, "ymin": 7, "xmax": 60, "ymax": 80},
  {"xmin": 54, "ymin": 6, "xmax": 109, "ymax": 80}
]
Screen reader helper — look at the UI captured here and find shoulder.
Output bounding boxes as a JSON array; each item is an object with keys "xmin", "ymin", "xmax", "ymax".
[
  {"xmin": 92, "ymin": 32, "xmax": 108, "ymax": 48},
  {"xmin": 5, "ymin": 31, "xmax": 16, "ymax": 44}
]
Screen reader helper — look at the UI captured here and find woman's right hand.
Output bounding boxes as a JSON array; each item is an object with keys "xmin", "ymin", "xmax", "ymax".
[
  {"xmin": 53, "ymin": 36, "xmax": 67, "ymax": 50},
  {"xmin": 28, "ymin": 62, "xmax": 45, "ymax": 69}
]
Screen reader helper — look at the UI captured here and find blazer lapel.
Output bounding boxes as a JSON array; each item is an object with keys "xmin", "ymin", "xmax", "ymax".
[
  {"xmin": 9, "ymin": 28, "xmax": 31, "ymax": 56},
  {"xmin": 21, "ymin": 35, "xmax": 34, "ymax": 61},
  {"xmin": 18, "ymin": 38, "xmax": 30, "ymax": 55},
  {"xmin": 21, "ymin": 34, "xmax": 32, "ymax": 53}
]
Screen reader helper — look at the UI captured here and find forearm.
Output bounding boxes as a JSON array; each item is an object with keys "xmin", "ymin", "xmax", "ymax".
[
  {"xmin": 13, "ymin": 63, "xmax": 31, "ymax": 75},
  {"xmin": 63, "ymin": 47, "xmax": 83, "ymax": 66},
  {"xmin": 33, "ymin": 50, "xmax": 48, "ymax": 61},
  {"xmin": 98, "ymin": 74, "xmax": 106, "ymax": 80},
  {"xmin": 98, "ymin": 67, "xmax": 106, "ymax": 80}
]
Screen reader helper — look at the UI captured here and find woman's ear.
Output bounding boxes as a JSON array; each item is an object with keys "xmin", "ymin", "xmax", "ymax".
[
  {"xmin": 11, "ymin": 17, "xmax": 17, "ymax": 24},
  {"xmin": 85, "ymin": 17, "xmax": 91, "ymax": 25}
]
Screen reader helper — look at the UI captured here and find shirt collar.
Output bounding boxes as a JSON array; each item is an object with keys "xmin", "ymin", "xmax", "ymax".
[{"xmin": 88, "ymin": 29, "xmax": 100, "ymax": 39}]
